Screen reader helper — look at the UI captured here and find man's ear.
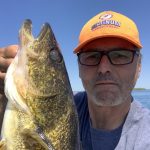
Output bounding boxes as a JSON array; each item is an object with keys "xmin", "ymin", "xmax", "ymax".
[
  {"xmin": 137, "ymin": 63, "xmax": 141, "ymax": 79},
  {"xmin": 78, "ymin": 63, "xmax": 82, "ymax": 79},
  {"xmin": 136, "ymin": 56, "xmax": 142, "ymax": 79}
]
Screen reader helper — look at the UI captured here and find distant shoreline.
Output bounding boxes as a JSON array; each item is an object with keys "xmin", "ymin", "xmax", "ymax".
[
  {"xmin": 134, "ymin": 88, "xmax": 148, "ymax": 90},
  {"xmin": 74, "ymin": 89, "xmax": 150, "ymax": 93}
]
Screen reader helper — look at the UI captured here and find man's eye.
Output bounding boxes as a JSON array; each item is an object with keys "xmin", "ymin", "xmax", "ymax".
[
  {"xmin": 85, "ymin": 53, "xmax": 100, "ymax": 59},
  {"xmin": 114, "ymin": 54, "xmax": 127, "ymax": 58},
  {"xmin": 111, "ymin": 52, "xmax": 130, "ymax": 59}
]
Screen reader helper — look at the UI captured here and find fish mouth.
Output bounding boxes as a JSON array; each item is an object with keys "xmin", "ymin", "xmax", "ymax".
[
  {"xmin": 19, "ymin": 19, "xmax": 57, "ymax": 58},
  {"xmin": 37, "ymin": 23, "xmax": 52, "ymax": 41},
  {"xmin": 20, "ymin": 19, "xmax": 54, "ymax": 42},
  {"xmin": 19, "ymin": 19, "xmax": 34, "ymax": 46},
  {"xmin": 22, "ymin": 19, "xmax": 32, "ymax": 36}
]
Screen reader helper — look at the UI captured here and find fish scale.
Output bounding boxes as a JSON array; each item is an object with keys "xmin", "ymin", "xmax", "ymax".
[{"xmin": 0, "ymin": 19, "xmax": 80, "ymax": 150}]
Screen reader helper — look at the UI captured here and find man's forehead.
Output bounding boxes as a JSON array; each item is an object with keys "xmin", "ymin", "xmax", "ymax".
[{"xmin": 82, "ymin": 37, "xmax": 136, "ymax": 50}]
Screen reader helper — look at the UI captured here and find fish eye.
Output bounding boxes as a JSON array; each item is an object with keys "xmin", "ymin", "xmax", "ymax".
[{"xmin": 49, "ymin": 49, "xmax": 62, "ymax": 63}]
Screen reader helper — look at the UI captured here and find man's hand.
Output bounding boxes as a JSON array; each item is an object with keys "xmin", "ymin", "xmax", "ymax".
[
  {"xmin": 0, "ymin": 45, "xmax": 18, "ymax": 131},
  {"xmin": 0, "ymin": 45, "xmax": 18, "ymax": 94}
]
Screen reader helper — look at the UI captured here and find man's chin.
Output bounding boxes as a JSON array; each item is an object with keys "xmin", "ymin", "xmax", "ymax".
[{"xmin": 92, "ymin": 91, "xmax": 123, "ymax": 107}]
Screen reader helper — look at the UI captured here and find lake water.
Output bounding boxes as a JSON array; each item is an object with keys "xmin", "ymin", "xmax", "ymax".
[
  {"xmin": 74, "ymin": 90, "xmax": 150, "ymax": 109},
  {"xmin": 132, "ymin": 90, "xmax": 150, "ymax": 109}
]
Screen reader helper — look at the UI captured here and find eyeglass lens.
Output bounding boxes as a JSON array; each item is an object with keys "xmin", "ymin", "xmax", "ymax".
[{"xmin": 78, "ymin": 49, "xmax": 137, "ymax": 66}]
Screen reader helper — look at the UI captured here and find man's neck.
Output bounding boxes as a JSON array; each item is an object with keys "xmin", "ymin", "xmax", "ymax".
[{"xmin": 88, "ymin": 97, "xmax": 131, "ymax": 130}]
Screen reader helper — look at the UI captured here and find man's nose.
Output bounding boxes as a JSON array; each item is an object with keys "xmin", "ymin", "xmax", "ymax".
[{"xmin": 97, "ymin": 55, "xmax": 112, "ymax": 74}]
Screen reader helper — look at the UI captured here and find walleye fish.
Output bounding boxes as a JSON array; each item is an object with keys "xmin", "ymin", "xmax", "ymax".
[{"xmin": 0, "ymin": 19, "xmax": 80, "ymax": 150}]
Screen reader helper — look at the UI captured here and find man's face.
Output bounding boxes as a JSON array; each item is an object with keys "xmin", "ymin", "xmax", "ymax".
[{"xmin": 78, "ymin": 37, "xmax": 141, "ymax": 106}]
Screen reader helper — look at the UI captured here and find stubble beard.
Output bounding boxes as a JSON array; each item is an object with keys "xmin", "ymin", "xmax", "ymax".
[
  {"xmin": 87, "ymin": 87, "xmax": 130, "ymax": 107},
  {"xmin": 82, "ymin": 71, "xmax": 136, "ymax": 107}
]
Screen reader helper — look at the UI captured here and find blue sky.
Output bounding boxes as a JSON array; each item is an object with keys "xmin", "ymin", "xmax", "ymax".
[{"xmin": 0, "ymin": 0, "xmax": 150, "ymax": 91}]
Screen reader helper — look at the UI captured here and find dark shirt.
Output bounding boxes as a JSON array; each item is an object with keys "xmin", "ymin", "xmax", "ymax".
[{"xmin": 74, "ymin": 91, "xmax": 124, "ymax": 150}]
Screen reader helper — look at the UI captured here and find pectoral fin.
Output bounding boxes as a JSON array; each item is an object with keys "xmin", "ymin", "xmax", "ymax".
[
  {"xmin": 0, "ymin": 139, "xmax": 6, "ymax": 150},
  {"xmin": 22, "ymin": 125, "xmax": 54, "ymax": 150},
  {"xmin": 4, "ymin": 56, "xmax": 30, "ymax": 115}
]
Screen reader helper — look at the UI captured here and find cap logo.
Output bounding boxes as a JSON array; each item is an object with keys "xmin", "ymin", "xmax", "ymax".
[
  {"xmin": 91, "ymin": 13, "xmax": 121, "ymax": 31},
  {"xmin": 100, "ymin": 14, "xmax": 112, "ymax": 20}
]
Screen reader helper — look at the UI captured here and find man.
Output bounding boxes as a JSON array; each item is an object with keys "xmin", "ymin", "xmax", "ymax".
[
  {"xmin": 0, "ymin": 11, "xmax": 150, "ymax": 150},
  {"xmin": 73, "ymin": 11, "xmax": 150, "ymax": 150}
]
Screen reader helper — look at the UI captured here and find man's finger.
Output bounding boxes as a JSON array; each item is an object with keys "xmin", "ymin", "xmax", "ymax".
[
  {"xmin": 0, "ymin": 73, "xmax": 5, "ymax": 94},
  {"xmin": 0, "ymin": 72, "xmax": 6, "ymax": 80},
  {"xmin": 0, "ymin": 57, "xmax": 13, "ymax": 72},
  {"xmin": 0, "ymin": 45, "xmax": 18, "ymax": 58}
]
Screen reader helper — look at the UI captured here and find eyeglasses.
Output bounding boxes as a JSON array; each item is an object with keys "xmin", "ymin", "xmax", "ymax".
[{"xmin": 77, "ymin": 49, "xmax": 140, "ymax": 66}]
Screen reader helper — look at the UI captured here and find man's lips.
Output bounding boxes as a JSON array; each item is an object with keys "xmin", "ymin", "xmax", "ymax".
[{"xmin": 95, "ymin": 81, "xmax": 118, "ymax": 86}]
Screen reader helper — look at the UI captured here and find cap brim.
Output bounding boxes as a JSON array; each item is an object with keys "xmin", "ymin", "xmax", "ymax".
[{"xmin": 74, "ymin": 35, "xmax": 142, "ymax": 53}]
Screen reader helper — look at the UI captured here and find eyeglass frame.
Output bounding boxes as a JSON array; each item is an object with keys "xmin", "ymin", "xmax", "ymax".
[{"xmin": 77, "ymin": 48, "xmax": 140, "ymax": 66}]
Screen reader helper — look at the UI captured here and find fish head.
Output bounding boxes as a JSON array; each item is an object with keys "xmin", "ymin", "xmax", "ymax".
[{"xmin": 14, "ymin": 19, "xmax": 71, "ymax": 99}]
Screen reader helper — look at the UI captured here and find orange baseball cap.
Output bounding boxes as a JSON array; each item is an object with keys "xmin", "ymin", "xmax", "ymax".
[{"xmin": 74, "ymin": 10, "xmax": 142, "ymax": 53}]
